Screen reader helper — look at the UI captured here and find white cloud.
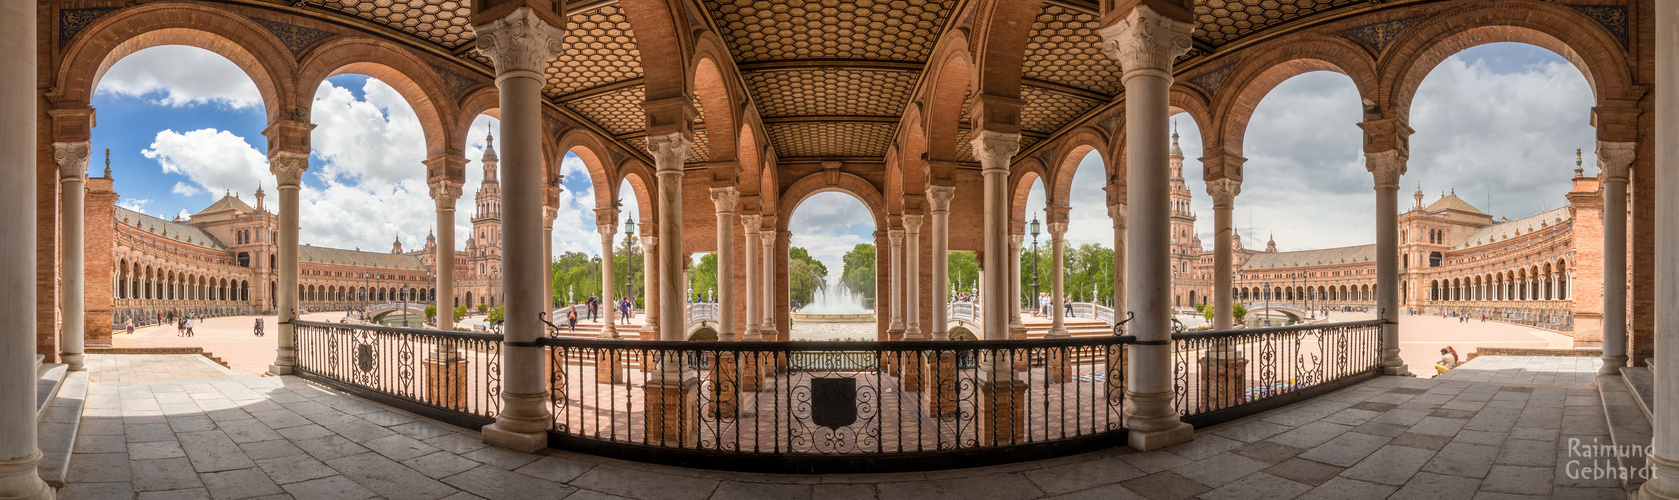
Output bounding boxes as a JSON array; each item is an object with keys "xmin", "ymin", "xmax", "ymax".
[
  {"xmin": 96, "ymin": 46, "xmax": 262, "ymax": 109},
  {"xmin": 309, "ymin": 79, "xmax": 427, "ymax": 188},
  {"xmin": 787, "ymin": 192, "xmax": 875, "ymax": 278},
  {"xmin": 117, "ymin": 198, "xmax": 151, "ymax": 214},
  {"xmin": 171, "ymin": 182, "xmax": 202, "ymax": 197},
  {"xmin": 175, "ymin": 209, "xmax": 191, "ymax": 221},
  {"xmin": 141, "ymin": 128, "xmax": 273, "ymax": 198}
]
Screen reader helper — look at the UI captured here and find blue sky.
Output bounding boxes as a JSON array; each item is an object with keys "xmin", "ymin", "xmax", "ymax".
[{"xmin": 95, "ymin": 42, "xmax": 1592, "ymax": 277}]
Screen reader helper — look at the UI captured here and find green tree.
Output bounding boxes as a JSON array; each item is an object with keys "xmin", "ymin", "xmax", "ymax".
[
  {"xmin": 947, "ymin": 251, "xmax": 978, "ymax": 298},
  {"xmin": 788, "ymin": 247, "xmax": 827, "ymax": 307},
  {"xmin": 550, "ymin": 251, "xmax": 603, "ymax": 307},
  {"xmin": 453, "ymin": 305, "xmax": 468, "ymax": 323},
  {"xmin": 424, "ymin": 304, "xmax": 437, "ymax": 324},
  {"xmin": 1202, "ymin": 303, "xmax": 1249, "ymax": 324},
  {"xmin": 476, "ymin": 303, "xmax": 488, "ymax": 314},
  {"xmin": 839, "ymin": 244, "xmax": 876, "ymax": 303},
  {"xmin": 486, "ymin": 304, "xmax": 504, "ymax": 330},
  {"xmin": 611, "ymin": 231, "xmax": 646, "ymax": 308},
  {"xmin": 1017, "ymin": 243, "xmax": 1049, "ymax": 309},
  {"xmin": 689, "ymin": 253, "xmax": 718, "ymax": 302},
  {"xmin": 1063, "ymin": 244, "xmax": 1115, "ymax": 305}
]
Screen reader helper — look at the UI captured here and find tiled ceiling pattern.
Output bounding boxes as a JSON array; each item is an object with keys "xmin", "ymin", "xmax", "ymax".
[
  {"xmin": 688, "ymin": 128, "xmax": 711, "ymax": 164},
  {"xmin": 564, "ymin": 86, "xmax": 646, "ymax": 136},
  {"xmin": 701, "ymin": 0, "xmax": 959, "ymax": 62},
  {"xmin": 767, "ymin": 123, "xmax": 897, "ymax": 158},
  {"xmin": 1022, "ymin": 4, "xmax": 1123, "ymax": 96},
  {"xmin": 544, "ymin": 4, "xmax": 642, "ymax": 97},
  {"xmin": 312, "ymin": 0, "xmax": 474, "ymax": 48},
  {"xmin": 743, "ymin": 69, "xmax": 919, "ymax": 117},
  {"xmin": 1194, "ymin": 0, "xmax": 1360, "ymax": 46},
  {"xmin": 953, "ymin": 128, "xmax": 974, "ymax": 163},
  {"xmin": 1020, "ymin": 86, "xmax": 1102, "ymax": 134}
]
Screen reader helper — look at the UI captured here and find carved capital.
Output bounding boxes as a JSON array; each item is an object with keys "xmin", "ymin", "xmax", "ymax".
[
  {"xmin": 1108, "ymin": 204, "xmax": 1127, "ymax": 228},
  {"xmin": 543, "ymin": 206, "xmax": 558, "ymax": 229},
  {"xmin": 640, "ymin": 235, "xmax": 656, "ymax": 251},
  {"xmin": 1206, "ymin": 178, "xmax": 1241, "ymax": 209},
  {"xmin": 646, "ymin": 132, "xmax": 691, "ymax": 171},
  {"xmin": 474, "ymin": 7, "xmax": 565, "ymax": 76},
  {"xmin": 53, "ymin": 141, "xmax": 91, "ymax": 182},
  {"xmin": 1597, "ymin": 141, "xmax": 1636, "ymax": 182},
  {"xmin": 969, "ymin": 130, "xmax": 1020, "ymax": 173},
  {"xmin": 926, "ymin": 186, "xmax": 955, "ymax": 213},
  {"xmin": 710, "ymin": 186, "xmax": 739, "ymax": 214},
  {"xmin": 597, "ymin": 223, "xmax": 617, "ymax": 240},
  {"xmin": 429, "ymin": 180, "xmax": 464, "ymax": 209},
  {"xmin": 888, "ymin": 229, "xmax": 904, "ymax": 245},
  {"xmin": 1365, "ymin": 150, "xmax": 1406, "ymax": 190},
  {"xmin": 1099, "ymin": 6, "xmax": 1194, "ymax": 78},
  {"xmin": 269, "ymin": 151, "xmax": 310, "ymax": 187},
  {"xmin": 902, "ymin": 214, "xmax": 925, "ymax": 234},
  {"xmin": 1048, "ymin": 222, "xmax": 1069, "ymax": 239},
  {"xmin": 741, "ymin": 214, "xmax": 762, "ymax": 233}
]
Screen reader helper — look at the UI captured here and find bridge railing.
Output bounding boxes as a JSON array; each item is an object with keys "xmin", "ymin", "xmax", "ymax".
[
  {"xmin": 688, "ymin": 303, "xmax": 718, "ymax": 325},
  {"xmin": 366, "ymin": 302, "xmax": 427, "ymax": 313},
  {"xmin": 1172, "ymin": 320, "xmax": 1383, "ymax": 427},
  {"xmin": 947, "ymin": 302, "xmax": 980, "ymax": 323}
]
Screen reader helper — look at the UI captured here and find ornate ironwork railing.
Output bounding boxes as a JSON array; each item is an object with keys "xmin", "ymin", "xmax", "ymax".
[
  {"xmin": 293, "ymin": 320, "xmax": 503, "ymax": 428},
  {"xmin": 1171, "ymin": 320, "xmax": 1383, "ymax": 427},
  {"xmin": 539, "ymin": 335, "xmax": 1133, "ymax": 473}
]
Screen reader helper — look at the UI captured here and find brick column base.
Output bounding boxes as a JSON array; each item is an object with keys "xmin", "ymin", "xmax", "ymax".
[
  {"xmin": 424, "ymin": 353, "xmax": 468, "ymax": 410},
  {"xmin": 898, "ymin": 353, "xmax": 922, "ymax": 392},
  {"xmin": 1046, "ymin": 349, "xmax": 1073, "ymax": 384},
  {"xmin": 594, "ymin": 349, "xmax": 624, "ymax": 383},
  {"xmin": 708, "ymin": 353, "xmax": 740, "ymax": 418},
  {"xmin": 1198, "ymin": 353, "xmax": 1248, "ymax": 410},
  {"xmin": 737, "ymin": 352, "xmax": 765, "ymax": 392},
  {"xmin": 923, "ymin": 352, "xmax": 959, "ymax": 418},
  {"xmin": 978, "ymin": 379, "xmax": 1028, "ymax": 446},
  {"xmin": 644, "ymin": 371, "xmax": 699, "ymax": 447}
]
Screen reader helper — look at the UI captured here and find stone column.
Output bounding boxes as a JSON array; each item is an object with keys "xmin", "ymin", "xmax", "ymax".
[
  {"xmin": 1641, "ymin": 2, "xmax": 1678, "ymax": 496},
  {"xmin": 742, "ymin": 215, "xmax": 762, "ymax": 341},
  {"xmin": 1008, "ymin": 231, "xmax": 1026, "ymax": 338},
  {"xmin": 424, "ymin": 181, "xmax": 468, "ymax": 406},
  {"xmin": 711, "ymin": 187, "xmax": 738, "ymax": 341},
  {"xmin": 1367, "ymin": 151, "xmax": 1410, "ymax": 376},
  {"xmin": 927, "ymin": 187, "xmax": 955, "ymax": 340},
  {"xmin": 888, "ymin": 228, "xmax": 906, "ymax": 337},
  {"xmin": 1208, "ymin": 179, "xmax": 1240, "ymax": 330},
  {"xmin": 760, "ymin": 231, "xmax": 777, "ymax": 340},
  {"xmin": 597, "ymin": 221, "xmax": 617, "ymax": 338},
  {"xmin": 1599, "ymin": 141, "xmax": 1634, "ymax": 374},
  {"xmin": 0, "ymin": 1, "xmax": 52, "ymax": 493},
  {"xmin": 647, "ymin": 133, "xmax": 691, "ymax": 342},
  {"xmin": 640, "ymin": 233, "xmax": 658, "ymax": 338},
  {"xmin": 269, "ymin": 151, "xmax": 308, "ymax": 376},
  {"xmin": 974, "ymin": 133, "xmax": 1018, "ymax": 341},
  {"xmin": 55, "ymin": 141, "xmax": 90, "ymax": 371},
  {"xmin": 474, "ymin": 6, "xmax": 564, "ymax": 452},
  {"xmin": 1048, "ymin": 221, "xmax": 1069, "ymax": 337},
  {"xmin": 903, "ymin": 216, "xmax": 924, "ymax": 340},
  {"xmin": 1102, "ymin": 4, "xmax": 1195, "ymax": 450},
  {"xmin": 543, "ymin": 204, "xmax": 556, "ymax": 318},
  {"xmin": 1110, "ymin": 203, "xmax": 1127, "ymax": 320}
]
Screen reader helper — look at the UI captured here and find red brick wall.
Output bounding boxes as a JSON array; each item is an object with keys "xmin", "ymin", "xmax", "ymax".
[{"xmin": 86, "ymin": 176, "xmax": 117, "ymax": 346}]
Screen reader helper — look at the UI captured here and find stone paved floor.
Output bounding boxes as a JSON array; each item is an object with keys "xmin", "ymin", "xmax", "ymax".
[
  {"xmin": 84, "ymin": 354, "xmax": 244, "ymax": 384},
  {"xmin": 59, "ymin": 354, "xmax": 1628, "ymax": 499},
  {"xmin": 1434, "ymin": 355, "xmax": 1603, "ymax": 387}
]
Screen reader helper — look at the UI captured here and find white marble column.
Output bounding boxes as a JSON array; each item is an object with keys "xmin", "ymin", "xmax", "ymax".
[
  {"xmin": 269, "ymin": 151, "xmax": 307, "ymax": 376},
  {"xmin": 1641, "ymin": 2, "xmax": 1678, "ymax": 496},
  {"xmin": 1047, "ymin": 221, "xmax": 1069, "ymax": 337},
  {"xmin": 1368, "ymin": 151, "xmax": 1409, "ymax": 376},
  {"xmin": 1008, "ymin": 231, "xmax": 1025, "ymax": 337},
  {"xmin": 56, "ymin": 141, "xmax": 89, "ymax": 371},
  {"xmin": 648, "ymin": 133, "xmax": 691, "ymax": 342},
  {"xmin": 742, "ymin": 215, "xmax": 762, "ymax": 341},
  {"xmin": 973, "ymin": 132, "xmax": 1018, "ymax": 341},
  {"xmin": 760, "ymin": 231, "xmax": 777, "ymax": 339},
  {"xmin": 1599, "ymin": 141, "xmax": 1634, "ymax": 374},
  {"xmin": 903, "ymin": 215, "xmax": 924, "ymax": 340},
  {"xmin": 1111, "ymin": 203, "xmax": 1127, "ymax": 320},
  {"xmin": 927, "ymin": 187, "xmax": 955, "ymax": 340},
  {"xmin": 888, "ymin": 229, "xmax": 906, "ymax": 337},
  {"xmin": 598, "ymin": 222, "xmax": 618, "ymax": 338},
  {"xmin": 0, "ymin": 2, "xmax": 53, "ymax": 493},
  {"xmin": 1208, "ymin": 179, "xmax": 1239, "ymax": 330},
  {"xmin": 1102, "ymin": 4, "xmax": 1195, "ymax": 450},
  {"xmin": 543, "ymin": 205, "xmax": 556, "ymax": 319},
  {"xmin": 640, "ymin": 234, "xmax": 658, "ymax": 336},
  {"xmin": 711, "ymin": 187, "xmax": 738, "ymax": 341},
  {"xmin": 475, "ymin": 7, "xmax": 563, "ymax": 452}
]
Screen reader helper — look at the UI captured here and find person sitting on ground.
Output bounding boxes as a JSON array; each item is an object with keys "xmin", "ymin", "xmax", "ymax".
[{"xmin": 1435, "ymin": 346, "xmax": 1460, "ymax": 375}]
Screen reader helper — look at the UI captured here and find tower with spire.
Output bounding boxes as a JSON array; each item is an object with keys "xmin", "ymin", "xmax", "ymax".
[
  {"xmin": 1413, "ymin": 182, "xmax": 1424, "ymax": 211},
  {"xmin": 391, "ymin": 235, "xmax": 403, "ymax": 254},
  {"xmin": 1168, "ymin": 123, "xmax": 1198, "ymax": 266},
  {"xmin": 468, "ymin": 133, "xmax": 503, "ymax": 280}
]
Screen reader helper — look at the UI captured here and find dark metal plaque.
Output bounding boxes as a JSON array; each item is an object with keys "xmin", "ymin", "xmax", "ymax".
[
  {"xmin": 810, "ymin": 377, "xmax": 857, "ymax": 430},
  {"xmin": 357, "ymin": 344, "xmax": 374, "ymax": 373}
]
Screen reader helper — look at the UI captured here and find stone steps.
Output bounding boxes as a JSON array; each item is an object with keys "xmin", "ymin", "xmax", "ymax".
[
  {"xmin": 35, "ymin": 362, "xmax": 65, "ymax": 420},
  {"xmin": 36, "ymin": 369, "xmax": 86, "ymax": 488},
  {"xmin": 1598, "ymin": 372, "xmax": 1651, "ymax": 493},
  {"xmin": 1622, "ymin": 366, "xmax": 1654, "ymax": 423}
]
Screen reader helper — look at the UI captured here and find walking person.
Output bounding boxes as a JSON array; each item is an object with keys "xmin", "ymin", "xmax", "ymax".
[
  {"xmin": 177, "ymin": 318, "xmax": 186, "ymax": 337},
  {"xmin": 586, "ymin": 294, "xmax": 598, "ymax": 322},
  {"xmin": 619, "ymin": 298, "xmax": 632, "ymax": 325},
  {"xmin": 185, "ymin": 317, "xmax": 195, "ymax": 337},
  {"xmin": 567, "ymin": 307, "xmax": 578, "ymax": 332}
]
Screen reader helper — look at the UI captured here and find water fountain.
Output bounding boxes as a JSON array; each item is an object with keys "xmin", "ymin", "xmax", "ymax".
[{"xmin": 791, "ymin": 279, "xmax": 874, "ymax": 322}]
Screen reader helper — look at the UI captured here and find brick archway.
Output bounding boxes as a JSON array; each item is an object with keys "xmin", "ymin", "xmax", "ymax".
[
  {"xmin": 775, "ymin": 172, "xmax": 888, "ymax": 233},
  {"xmin": 1008, "ymin": 157, "xmax": 1048, "ymax": 232},
  {"xmin": 692, "ymin": 35, "xmax": 740, "ymax": 170},
  {"xmin": 298, "ymin": 37, "xmax": 459, "ymax": 160},
  {"xmin": 557, "ymin": 128, "xmax": 619, "ymax": 212},
  {"xmin": 1212, "ymin": 32, "xmax": 1378, "ymax": 160},
  {"xmin": 921, "ymin": 35, "xmax": 973, "ymax": 167}
]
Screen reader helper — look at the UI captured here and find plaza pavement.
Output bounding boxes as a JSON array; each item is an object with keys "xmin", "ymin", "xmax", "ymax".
[{"xmin": 59, "ymin": 353, "xmax": 1627, "ymax": 499}]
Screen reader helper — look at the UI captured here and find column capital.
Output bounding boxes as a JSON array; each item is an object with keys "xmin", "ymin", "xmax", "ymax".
[
  {"xmin": 888, "ymin": 229, "xmax": 904, "ymax": 245},
  {"xmin": 597, "ymin": 223, "xmax": 617, "ymax": 239},
  {"xmin": 640, "ymin": 234, "xmax": 657, "ymax": 251},
  {"xmin": 647, "ymin": 132, "xmax": 691, "ymax": 171},
  {"xmin": 429, "ymin": 180, "xmax": 464, "ymax": 208},
  {"xmin": 710, "ymin": 186, "xmax": 739, "ymax": 213},
  {"xmin": 269, "ymin": 151, "xmax": 309, "ymax": 187},
  {"xmin": 474, "ymin": 7, "xmax": 565, "ymax": 76},
  {"xmin": 969, "ymin": 130, "xmax": 1021, "ymax": 173},
  {"xmin": 1099, "ymin": 5, "xmax": 1194, "ymax": 78},
  {"xmin": 53, "ymin": 141, "xmax": 91, "ymax": 181},
  {"xmin": 543, "ymin": 205, "xmax": 557, "ymax": 230},
  {"xmin": 1048, "ymin": 221, "xmax": 1069, "ymax": 239},
  {"xmin": 1206, "ymin": 178, "xmax": 1241, "ymax": 209},
  {"xmin": 903, "ymin": 214, "xmax": 925, "ymax": 233},
  {"xmin": 926, "ymin": 186, "xmax": 955, "ymax": 214},
  {"xmin": 1596, "ymin": 141, "xmax": 1635, "ymax": 182},
  {"xmin": 1108, "ymin": 203, "xmax": 1127, "ymax": 228},
  {"xmin": 1365, "ymin": 150, "xmax": 1406, "ymax": 190},
  {"xmin": 741, "ymin": 214, "xmax": 762, "ymax": 233},
  {"xmin": 424, "ymin": 153, "xmax": 469, "ymax": 186}
]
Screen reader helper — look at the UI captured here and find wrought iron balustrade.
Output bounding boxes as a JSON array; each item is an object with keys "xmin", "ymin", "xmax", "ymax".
[
  {"xmin": 292, "ymin": 320, "xmax": 503, "ymax": 427},
  {"xmin": 1171, "ymin": 320, "xmax": 1383, "ymax": 427}
]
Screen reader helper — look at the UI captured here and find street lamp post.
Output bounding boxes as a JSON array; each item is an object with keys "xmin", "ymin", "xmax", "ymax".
[
  {"xmin": 1263, "ymin": 282, "xmax": 1271, "ymax": 326},
  {"xmin": 402, "ymin": 282, "xmax": 409, "ymax": 328},
  {"xmin": 362, "ymin": 271, "xmax": 370, "ymax": 319},
  {"xmin": 1029, "ymin": 216, "xmax": 1040, "ymax": 316}
]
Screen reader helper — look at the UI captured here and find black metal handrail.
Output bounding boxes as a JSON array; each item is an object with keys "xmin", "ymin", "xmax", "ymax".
[
  {"xmin": 1172, "ymin": 320, "xmax": 1384, "ymax": 427},
  {"xmin": 292, "ymin": 320, "xmax": 504, "ymax": 428}
]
